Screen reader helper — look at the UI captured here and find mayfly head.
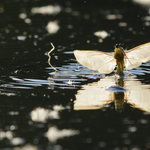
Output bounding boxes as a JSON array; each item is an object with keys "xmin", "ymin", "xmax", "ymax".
[{"xmin": 114, "ymin": 43, "xmax": 124, "ymax": 53}]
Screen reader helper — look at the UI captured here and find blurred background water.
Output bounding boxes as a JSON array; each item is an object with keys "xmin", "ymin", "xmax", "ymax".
[{"xmin": 1, "ymin": 0, "xmax": 150, "ymax": 150}]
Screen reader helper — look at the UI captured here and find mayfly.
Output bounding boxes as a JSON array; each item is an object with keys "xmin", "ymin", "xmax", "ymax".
[{"xmin": 74, "ymin": 42, "xmax": 150, "ymax": 74}]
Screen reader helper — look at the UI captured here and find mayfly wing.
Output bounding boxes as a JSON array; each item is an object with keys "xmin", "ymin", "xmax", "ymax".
[
  {"xmin": 124, "ymin": 42, "xmax": 150, "ymax": 69},
  {"xmin": 124, "ymin": 54, "xmax": 142, "ymax": 69},
  {"xmin": 74, "ymin": 50, "xmax": 116, "ymax": 74}
]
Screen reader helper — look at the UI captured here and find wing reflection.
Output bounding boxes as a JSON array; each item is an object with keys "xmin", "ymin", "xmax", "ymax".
[
  {"xmin": 74, "ymin": 78, "xmax": 115, "ymax": 110},
  {"xmin": 125, "ymin": 79, "xmax": 150, "ymax": 112},
  {"xmin": 74, "ymin": 76, "xmax": 150, "ymax": 112}
]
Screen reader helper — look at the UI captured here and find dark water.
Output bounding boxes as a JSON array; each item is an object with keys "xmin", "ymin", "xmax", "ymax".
[{"xmin": 1, "ymin": 0, "xmax": 150, "ymax": 149}]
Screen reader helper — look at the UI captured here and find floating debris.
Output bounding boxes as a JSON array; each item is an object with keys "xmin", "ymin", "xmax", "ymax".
[
  {"xmin": 31, "ymin": 5, "xmax": 61, "ymax": 15},
  {"xmin": 118, "ymin": 22, "xmax": 127, "ymax": 27},
  {"xmin": 94, "ymin": 30, "xmax": 109, "ymax": 39},
  {"xmin": 17, "ymin": 36, "xmax": 27, "ymax": 41},
  {"xmin": 106, "ymin": 14, "xmax": 122, "ymax": 20},
  {"xmin": 0, "ymin": 130, "xmax": 13, "ymax": 140},
  {"xmin": 46, "ymin": 126, "xmax": 80, "ymax": 143},
  {"xmin": 19, "ymin": 13, "xmax": 27, "ymax": 19},
  {"xmin": 31, "ymin": 107, "xmax": 60, "ymax": 122},
  {"xmin": 46, "ymin": 21, "xmax": 59, "ymax": 34},
  {"xmin": 13, "ymin": 144, "xmax": 38, "ymax": 150},
  {"xmin": 10, "ymin": 137, "xmax": 25, "ymax": 146}
]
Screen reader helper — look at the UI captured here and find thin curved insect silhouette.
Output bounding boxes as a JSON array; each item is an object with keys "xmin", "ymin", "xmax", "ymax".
[{"xmin": 74, "ymin": 42, "xmax": 150, "ymax": 74}]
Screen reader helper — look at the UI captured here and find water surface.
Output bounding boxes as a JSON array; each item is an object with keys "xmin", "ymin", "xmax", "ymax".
[{"xmin": 1, "ymin": 0, "xmax": 150, "ymax": 150}]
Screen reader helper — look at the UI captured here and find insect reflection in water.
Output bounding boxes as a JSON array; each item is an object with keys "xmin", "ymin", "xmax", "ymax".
[
  {"xmin": 74, "ymin": 42, "xmax": 150, "ymax": 75},
  {"xmin": 74, "ymin": 76, "xmax": 150, "ymax": 112}
]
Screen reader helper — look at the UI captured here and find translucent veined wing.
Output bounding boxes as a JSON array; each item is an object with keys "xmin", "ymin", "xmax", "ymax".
[
  {"xmin": 74, "ymin": 50, "xmax": 116, "ymax": 74},
  {"xmin": 124, "ymin": 42, "xmax": 150, "ymax": 69}
]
